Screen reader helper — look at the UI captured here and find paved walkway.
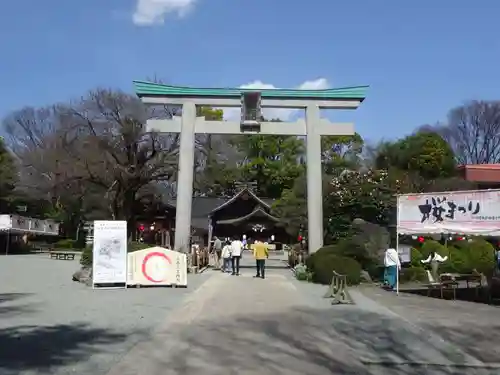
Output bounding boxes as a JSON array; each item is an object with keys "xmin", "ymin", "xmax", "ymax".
[{"xmin": 106, "ymin": 259, "xmax": 499, "ymax": 375}]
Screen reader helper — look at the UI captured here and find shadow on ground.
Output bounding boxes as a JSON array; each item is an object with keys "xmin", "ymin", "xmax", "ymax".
[
  {"xmin": 429, "ymin": 323, "xmax": 500, "ymax": 365},
  {"xmin": 0, "ymin": 323, "xmax": 128, "ymax": 374},
  {"xmin": 0, "ymin": 293, "xmax": 35, "ymax": 317},
  {"xmin": 127, "ymin": 306, "xmax": 498, "ymax": 375},
  {"xmin": 238, "ymin": 265, "xmax": 288, "ymax": 270}
]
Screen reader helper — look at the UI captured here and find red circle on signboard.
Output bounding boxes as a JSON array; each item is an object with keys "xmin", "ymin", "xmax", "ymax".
[{"xmin": 142, "ymin": 252, "xmax": 172, "ymax": 283}]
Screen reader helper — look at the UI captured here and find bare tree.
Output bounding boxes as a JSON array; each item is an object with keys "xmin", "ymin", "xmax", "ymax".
[
  {"xmin": 1, "ymin": 88, "xmax": 181, "ymax": 237},
  {"xmin": 66, "ymin": 89, "xmax": 179, "ymax": 230},
  {"xmin": 1, "ymin": 105, "xmax": 100, "ymax": 236},
  {"xmin": 422, "ymin": 101, "xmax": 500, "ymax": 164},
  {"xmin": 3, "ymin": 105, "xmax": 74, "ymax": 202}
]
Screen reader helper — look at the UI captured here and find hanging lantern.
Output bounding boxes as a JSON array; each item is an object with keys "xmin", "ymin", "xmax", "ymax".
[
  {"xmin": 138, "ymin": 224, "xmax": 145, "ymax": 232},
  {"xmin": 298, "ymin": 235, "xmax": 303, "ymax": 242},
  {"xmin": 417, "ymin": 236, "xmax": 425, "ymax": 243}
]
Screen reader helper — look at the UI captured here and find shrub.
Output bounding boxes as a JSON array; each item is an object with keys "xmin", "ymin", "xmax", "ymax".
[
  {"xmin": 420, "ymin": 239, "xmax": 495, "ymax": 275},
  {"xmin": 80, "ymin": 247, "xmax": 92, "ymax": 266},
  {"xmin": 315, "ymin": 245, "xmax": 338, "ymax": 256},
  {"xmin": 312, "ymin": 241, "xmax": 382, "ymax": 280},
  {"xmin": 308, "ymin": 253, "xmax": 362, "ymax": 285},
  {"xmin": 294, "ymin": 264, "xmax": 311, "ymax": 281},
  {"xmin": 440, "ymin": 246, "xmax": 469, "ymax": 274},
  {"xmin": 365, "ymin": 264, "xmax": 385, "ymax": 282},
  {"xmin": 465, "ymin": 239, "xmax": 495, "ymax": 274},
  {"xmin": 399, "ymin": 266, "xmax": 426, "ymax": 283},
  {"xmin": 410, "ymin": 247, "xmax": 423, "ymax": 267},
  {"xmin": 53, "ymin": 239, "xmax": 75, "ymax": 249},
  {"xmin": 315, "ymin": 241, "xmax": 369, "ymax": 268},
  {"xmin": 420, "ymin": 240, "xmax": 447, "ymax": 260},
  {"xmin": 128, "ymin": 242, "xmax": 154, "ymax": 252}
]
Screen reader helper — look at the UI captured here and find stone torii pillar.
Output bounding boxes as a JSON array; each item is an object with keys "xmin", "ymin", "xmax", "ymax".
[{"xmin": 134, "ymin": 81, "xmax": 368, "ymax": 253}]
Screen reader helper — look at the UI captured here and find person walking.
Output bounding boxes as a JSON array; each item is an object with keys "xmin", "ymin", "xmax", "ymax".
[
  {"xmin": 253, "ymin": 237, "xmax": 269, "ymax": 279},
  {"xmin": 230, "ymin": 236, "xmax": 243, "ymax": 276},
  {"xmin": 221, "ymin": 240, "xmax": 232, "ymax": 273},
  {"xmin": 213, "ymin": 236, "xmax": 222, "ymax": 269}
]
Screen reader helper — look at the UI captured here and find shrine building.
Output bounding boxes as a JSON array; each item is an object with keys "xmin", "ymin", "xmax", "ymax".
[{"xmin": 141, "ymin": 188, "xmax": 290, "ymax": 249}]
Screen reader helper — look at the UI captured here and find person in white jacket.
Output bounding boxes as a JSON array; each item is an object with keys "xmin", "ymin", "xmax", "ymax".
[
  {"xmin": 383, "ymin": 248, "xmax": 401, "ymax": 289},
  {"xmin": 221, "ymin": 240, "xmax": 232, "ymax": 273},
  {"xmin": 230, "ymin": 236, "xmax": 243, "ymax": 276}
]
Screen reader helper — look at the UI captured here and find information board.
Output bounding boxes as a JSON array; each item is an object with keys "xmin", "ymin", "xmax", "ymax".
[
  {"xmin": 92, "ymin": 220, "xmax": 128, "ymax": 288},
  {"xmin": 397, "ymin": 244, "xmax": 412, "ymax": 264},
  {"xmin": 127, "ymin": 247, "xmax": 187, "ymax": 287}
]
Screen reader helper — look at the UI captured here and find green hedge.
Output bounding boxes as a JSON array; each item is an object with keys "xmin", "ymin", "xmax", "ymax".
[
  {"xmin": 466, "ymin": 239, "xmax": 496, "ymax": 274},
  {"xmin": 420, "ymin": 240, "xmax": 448, "ymax": 260},
  {"xmin": 80, "ymin": 241, "xmax": 153, "ymax": 267},
  {"xmin": 401, "ymin": 238, "xmax": 496, "ymax": 283},
  {"xmin": 306, "ymin": 238, "xmax": 496, "ymax": 286},
  {"xmin": 410, "ymin": 247, "xmax": 423, "ymax": 266},
  {"xmin": 306, "ymin": 250, "xmax": 362, "ymax": 285},
  {"xmin": 315, "ymin": 241, "xmax": 368, "ymax": 266},
  {"xmin": 53, "ymin": 239, "xmax": 84, "ymax": 250},
  {"xmin": 399, "ymin": 266, "xmax": 427, "ymax": 283}
]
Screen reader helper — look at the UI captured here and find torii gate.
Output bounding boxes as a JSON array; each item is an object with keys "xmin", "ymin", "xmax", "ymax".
[{"xmin": 134, "ymin": 81, "xmax": 367, "ymax": 253}]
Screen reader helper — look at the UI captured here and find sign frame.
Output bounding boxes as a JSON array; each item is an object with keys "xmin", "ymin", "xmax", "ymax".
[
  {"xmin": 127, "ymin": 247, "xmax": 188, "ymax": 288},
  {"xmin": 92, "ymin": 220, "xmax": 128, "ymax": 290},
  {"xmin": 396, "ymin": 189, "xmax": 500, "ymax": 236}
]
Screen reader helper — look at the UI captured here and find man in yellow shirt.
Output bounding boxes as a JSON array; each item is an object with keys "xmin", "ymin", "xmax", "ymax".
[{"xmin": 253, "ymin": 238, "xmax": 269, "ymax": 279}]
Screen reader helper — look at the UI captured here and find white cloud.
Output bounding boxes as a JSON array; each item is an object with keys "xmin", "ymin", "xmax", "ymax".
[
  {"xmin": 132, "ymin": 0, "xmax": 196, "ymax": 26},
  {"xmin": 296, "ymin": 78, "xmax": 329, "ymax": 90},
  {"xmin": 223, "ymin": 78, "xmax": 330, "ymax": 121}
]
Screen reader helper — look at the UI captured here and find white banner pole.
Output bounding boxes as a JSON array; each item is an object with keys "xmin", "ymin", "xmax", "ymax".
[{"xmin": 396, "ymin": 197, "xmax": 400, "ymax": 296}]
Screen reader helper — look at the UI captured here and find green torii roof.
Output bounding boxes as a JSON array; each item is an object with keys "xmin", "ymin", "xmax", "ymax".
[{"xmin": 133, "ymin": 80, "xmax": 368, "ymax": 100}]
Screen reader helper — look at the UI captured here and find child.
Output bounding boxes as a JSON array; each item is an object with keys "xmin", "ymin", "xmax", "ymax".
[{"xmin": 221, "ymin": 240, "xmax": 232, "ymax": 273}]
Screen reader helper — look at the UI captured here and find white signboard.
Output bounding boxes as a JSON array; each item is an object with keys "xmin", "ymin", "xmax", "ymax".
[
  {"xmin": 397, "ymin": 244, "xmax": 412, "ymax": 263},
  {"xmin": 0, "ymin": 215, "xmax": 11, "ymax": 230},
  {"xmin": 92, "ymin": 220, "xmax": 128, "ymax": 287},
  {"xmin": 397, "ymin": 189, "xmax": 500, "ymax": 236},
  {"xmin": 127, "ymin": 247, "xmax": 187, "ymax": 287}
]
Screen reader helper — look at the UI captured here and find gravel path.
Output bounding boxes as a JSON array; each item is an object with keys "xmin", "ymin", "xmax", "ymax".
[
  {"xmin": 106, "ymin": 264, "xmax": 500, "ymax": 375},
  {"xmin": 356, "ymin": 285, "xmax": 500, "ymax": 367},
  {"xmin": 3, "ymin": 254, "xmax": 499, "ymax": 375},
  {"xmin": 0, "ymin": 254, "xmax": 210, "ymax": 375}
]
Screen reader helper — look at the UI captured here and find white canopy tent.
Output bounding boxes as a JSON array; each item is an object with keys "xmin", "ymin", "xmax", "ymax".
[
  {"xmin": 395, "ymin": 189, "xmax": 500, "ymax": 294},
  {"xmin": 0, "ymin": 214, "xmax": 60, "ymax": 255}
]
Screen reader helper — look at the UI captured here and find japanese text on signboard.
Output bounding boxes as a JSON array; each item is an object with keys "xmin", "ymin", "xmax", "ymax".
[{"xmin": 418, "ymin": 197, "xmax": 480, "ymax": 223}]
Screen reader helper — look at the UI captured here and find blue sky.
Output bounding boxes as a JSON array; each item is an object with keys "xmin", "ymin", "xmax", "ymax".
[{"xmin": 0, "ymin": 0, "xmax": 499, "ymax": 142}]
